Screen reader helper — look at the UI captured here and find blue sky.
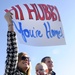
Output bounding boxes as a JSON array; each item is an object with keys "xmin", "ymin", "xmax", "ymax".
[{"xmin": 0, "ymin": 0, "xmax": 75, "ymax": 75}]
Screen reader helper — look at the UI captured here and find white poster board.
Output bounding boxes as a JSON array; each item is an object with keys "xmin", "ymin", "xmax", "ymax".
[{"xmin": 5, "ymin": 4, "xmax": 66, "ymax": 46}]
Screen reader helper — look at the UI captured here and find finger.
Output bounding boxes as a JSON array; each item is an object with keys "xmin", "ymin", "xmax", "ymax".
[
  {"xmin": 9, "ymin": 12, "xmax": 13, "ymax": 19},
  {"xmin": 10, "ymin": 12, "xmax": 13, "ymax": 15}
]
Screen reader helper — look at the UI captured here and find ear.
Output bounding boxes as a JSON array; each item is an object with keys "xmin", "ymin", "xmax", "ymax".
[{"xmin": 45, "ymin": 69, "xmax": 48, "ymax": 74}]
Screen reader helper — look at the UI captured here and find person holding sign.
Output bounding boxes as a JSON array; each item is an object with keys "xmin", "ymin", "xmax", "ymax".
[
  {"xmin": 35, "ymin": 62, "xmax": 48, "ymax": 75},
  {"xmin": 41, "ymin": 56, "xmax": 56, "ymax": 75},
  {"xmin": 4, "ymin": 12, "xmax": 31, "ymax": 75}
]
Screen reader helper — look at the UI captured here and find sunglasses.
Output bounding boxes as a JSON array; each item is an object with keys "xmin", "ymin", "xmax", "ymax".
[{"xmin": 21, "ymin": 56, "xmax": 30, "ymax": 61}]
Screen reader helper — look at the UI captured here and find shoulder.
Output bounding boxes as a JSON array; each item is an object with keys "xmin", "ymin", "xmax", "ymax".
[
  {"xmin": 14, "ymin": 68, "xmax": 24, "ymax": 75},
  {"xmin": 52, "ymin": 71, "xmax": 56, "ymax": 75}
]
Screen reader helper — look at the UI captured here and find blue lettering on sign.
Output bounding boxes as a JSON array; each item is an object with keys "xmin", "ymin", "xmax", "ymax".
[
  {"xmin": 43, "ymin": 22, "xmax": 64, "ymax": 39},
  {"xmin": 13, "ymin": 21, "xmax": 43, "ymax": 42}
]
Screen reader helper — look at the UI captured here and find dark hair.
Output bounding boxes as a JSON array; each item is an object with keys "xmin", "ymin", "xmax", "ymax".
[
  {"xmin": 41, "ymin": 56, "xmax": 51, "ymax": 62},
  {"xmin": 18, "ymin": 52, "xmax": 27, "ymax": 62}
]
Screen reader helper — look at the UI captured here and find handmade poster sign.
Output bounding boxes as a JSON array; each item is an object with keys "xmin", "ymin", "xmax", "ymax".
[{"xmin": 5, "ymin": 4, "xmax": 66, "ymax": 46}]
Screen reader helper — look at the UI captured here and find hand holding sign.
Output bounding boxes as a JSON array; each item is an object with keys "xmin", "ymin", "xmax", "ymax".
[
  {"xmin": 4, "ymin": 12, "xmax": 14, "ymax": 31},
  {"xmin": 4, "ymin": 12, "xmax": 13, "ymax": 25}
]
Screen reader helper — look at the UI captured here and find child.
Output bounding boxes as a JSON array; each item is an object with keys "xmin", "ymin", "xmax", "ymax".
[{"xmin": 35, "ymin": 62, "xmax": 48, "ymax": 75}]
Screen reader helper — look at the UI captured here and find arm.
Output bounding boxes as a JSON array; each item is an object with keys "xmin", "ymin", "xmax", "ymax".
[{"xmin": 4, "ymin": 12, "xmax": 18, "ymax": 75}]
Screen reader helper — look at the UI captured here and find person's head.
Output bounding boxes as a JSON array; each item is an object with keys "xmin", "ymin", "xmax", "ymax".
[
  {"xmin": 35, "ymin": 62, "xmax": 48, "ymax": 75},
  {"xmin": 41, "ymin": 56, "xmax": 53, "ymax": 72},
  {"xmin": 17, "ymin": 52, "xmax": 31, "ymax": 75}
]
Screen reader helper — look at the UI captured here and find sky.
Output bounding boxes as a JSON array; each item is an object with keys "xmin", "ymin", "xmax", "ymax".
[{"xmin": 0, "ymin": 0, "xmax": 75, "ymax": 75}]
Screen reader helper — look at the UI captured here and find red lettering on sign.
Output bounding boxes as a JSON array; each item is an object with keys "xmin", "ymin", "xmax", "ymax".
[
  {"xmin": 5, "ymin": 4, "xmax": 61, "ymax": 21},
  {"xmin": 16, "ymin": 5, "xmax": 24, "ymax": 20},
  {"xmin": 24, "ymin": 4, "xmax": 39, "ymax": 20},
  {"xmin": 47, "ymin": 5, "xmax": 57, "ymax": 21}
]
